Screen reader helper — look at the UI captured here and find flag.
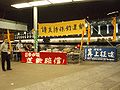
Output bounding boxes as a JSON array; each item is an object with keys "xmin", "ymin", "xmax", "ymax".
[
  {"xmin": 111, "ymin": 17, "xmax": 116, "ymax": 42},
  {"xmin": 80, "ymin": 30, "xmax": 84, "ymax": 51},
  {"xmin": 7, "ymin": 30, "xmax": 12, "ymax": 52},
  {"xmin": 32, "ymin": 28, "xmax": 35, "ymax": 34},
  {"xmin": 87, "ymin": 23, "xmax": 91, "ymax": 45}
]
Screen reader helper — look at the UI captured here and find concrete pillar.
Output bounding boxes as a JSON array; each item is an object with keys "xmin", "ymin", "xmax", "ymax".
[{"xmin": 33, "ymin": 6, "xmax": 38, "ymax": 52}]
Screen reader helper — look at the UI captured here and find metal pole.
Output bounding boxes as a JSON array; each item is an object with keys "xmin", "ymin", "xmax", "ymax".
[{"xmin": 33, "ymin": 6, "xmax": 38, "ymax": 52}]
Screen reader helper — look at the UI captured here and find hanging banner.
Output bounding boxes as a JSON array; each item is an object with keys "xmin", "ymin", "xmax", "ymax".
[
  {"xmin": 80, "ymin": 30, "xmax": 84, "ymax": 51},
  {"xmin": 38, "ymin": 19, "xmax": 86, "ymax": 37},
  {"xmin": 7, "ymin": 30, "xmax": 12, "ymax": 52},
  {"xmin": 111, "ymin": 17, "xmax": 116, "ymax": 42},
  {"xmin": 87, "ymin": 23, "xmax": 91, "ymax": 45}
]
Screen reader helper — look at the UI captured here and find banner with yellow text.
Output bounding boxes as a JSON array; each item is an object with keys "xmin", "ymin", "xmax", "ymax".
[{"xmin": 38, "ymin": 19, "xmax": 86, "ymax": 37}]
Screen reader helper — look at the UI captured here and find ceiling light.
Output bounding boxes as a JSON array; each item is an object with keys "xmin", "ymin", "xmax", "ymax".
[
  {"xmin": 48, "ymin": 0, "xmax": 72, "ymax": 4},
  {"xmin": 11, "ymin": 3, "xmax": 31, "ymax": 8},
  {"xmin": 11, "ymin": 0, "xmax": 51, "ymax": 8},
  {"xmin": 107, "ymin": 11, "xmax": 119, "ymax": 16},
  {"xmin": 29, "ymin": 0, "xmax": 51, "ymax": 6},
  {"xmin": 11, "ymin": 0, "xmax": 86, "ymax": 9},
  {"xmin": 73, "ymin": 0, "xmax": 85, "ymax": 1}
]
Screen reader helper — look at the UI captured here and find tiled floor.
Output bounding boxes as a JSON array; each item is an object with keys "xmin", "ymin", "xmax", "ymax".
[{"xmin": 0, "ymin": 61, "xmax": 120, "ymax": 90}]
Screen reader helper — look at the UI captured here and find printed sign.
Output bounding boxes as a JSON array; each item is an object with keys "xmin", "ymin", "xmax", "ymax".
[
  {"xmin": 0, "ymin": 33, "xmax": 14, "ymax": 40},
  {"xmin": 21, "ymin": 52, "xmax": 67, "ymax": 65},
  {"xmin": 38, "ymin": 19, "xmax": 86, "ymax": 37},
  {"xmin": 84, "ymin": 47, "xmax": 116, "ymax": 61}
]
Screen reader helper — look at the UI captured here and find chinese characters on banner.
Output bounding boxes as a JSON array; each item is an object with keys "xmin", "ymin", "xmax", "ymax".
[
  {"xmin": 84, "ymin": 47, "xmax": 116, "ymax": 61},
  {"xmin": 38, "ymin": 19, "xmax": 86, "ymax": 37},
  {"xmin": 21, "ymin": 52, "xmax": 67, "ymax": 65}
]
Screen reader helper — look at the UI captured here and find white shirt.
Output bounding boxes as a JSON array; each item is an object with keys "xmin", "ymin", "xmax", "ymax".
[
  {"xmin": 16, "ymin": 42, "xmax": 23, "ymax": 51},
  {"xmin": 0, "ymin": 42, "xmax": 8, "ymax": 52}
]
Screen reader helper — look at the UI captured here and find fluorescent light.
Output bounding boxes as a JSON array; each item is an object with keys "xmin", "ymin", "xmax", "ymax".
[
  {"xmin": 73, "ymin": 0, "xmax": 85, "ymax": 1},
  {"xmin": 107, "ymin": 11, "xmax": 119, "ymax": 16},
  {"xmin": 29, "ymin": 0, "xmax": 51, "ymax": 6},
  {"xmin": 11, "ymin": 0, "xmax": 51, "ymax": 8},
  {"xmin": 11, "ymin": 0, "xmax": 86, "ymax": 8},
  {"xmin": 48, "ymin": 0, "xmax": 72, "ymax": 4},
  {"xmin": 11, "ymin": 3, "xmax": 31, "ymax": 8}
]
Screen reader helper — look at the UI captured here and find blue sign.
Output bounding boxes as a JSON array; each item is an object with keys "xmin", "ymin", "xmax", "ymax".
[{"xmin": 84, "ymin": 47, "xmax": 116, "ymax": 61}]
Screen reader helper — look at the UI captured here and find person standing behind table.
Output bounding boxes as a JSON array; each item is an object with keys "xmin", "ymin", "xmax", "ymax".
[
  {"xmin": 0, "ymin": 39, "xmax": 12, "ymax": 71},
  {"xmin": 16, "ymin": 40, "xmax": 23, "ymax": 61},
  {"xmin": 23, "ymin": 43, "xmax": 29, "ymax": 52}
]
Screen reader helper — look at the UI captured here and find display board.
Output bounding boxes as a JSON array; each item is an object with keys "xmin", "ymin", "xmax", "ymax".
[
  {"xmin": 84, "ymin": 46, "xmax": 117, "ymax": 61},
  {"xmin": 0, "ymin": 33, "xmax": 14, "ymax": 41},
  {"xmin": 21, "ymin": 52, "xmax": 67, "ymax": 65}
]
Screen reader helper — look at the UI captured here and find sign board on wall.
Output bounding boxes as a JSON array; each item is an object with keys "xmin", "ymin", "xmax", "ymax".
[
  {"xmin": 38, "ymin": 19, "xmax": 86, "ymax": 37},
  {"xmin": 84, "ymin": 47, "xmax": 117, "ymax": 61},
  {"xmin": 0, "ymin": 33, "xmax": 14, "ymax": 41}
]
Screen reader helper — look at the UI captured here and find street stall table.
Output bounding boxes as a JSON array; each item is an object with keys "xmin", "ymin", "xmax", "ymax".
[{"xmin": 12, "ymin": 50, "xmax": 20, "ymax": 61}]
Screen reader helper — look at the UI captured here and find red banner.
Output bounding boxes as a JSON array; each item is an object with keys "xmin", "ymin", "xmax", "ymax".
[{"xmin": 21, "ymin": 52, "xmax": 67, "ymax": 65}]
